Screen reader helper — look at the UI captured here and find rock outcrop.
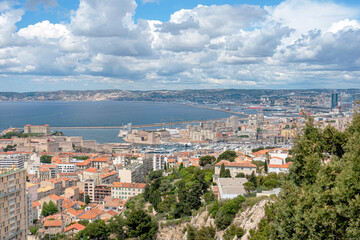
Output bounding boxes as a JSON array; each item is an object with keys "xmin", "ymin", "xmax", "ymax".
[{"xmin": 156, "ymin": 199, "xmax": 271, "ymax": 240}]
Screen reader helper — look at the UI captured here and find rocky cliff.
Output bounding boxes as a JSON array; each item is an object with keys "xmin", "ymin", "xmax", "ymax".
[{"xmin": 156, "ymin": 199, "xmax": 271, "ymax": 240}]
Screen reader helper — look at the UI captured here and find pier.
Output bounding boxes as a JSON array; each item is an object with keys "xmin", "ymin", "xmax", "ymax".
[
  {"xmin": 187, "ymin": 104, "xmax": 250, "ymax": 116},
  {"xmin": 41, "ymin": 117, "xmax": 247, "ymax": 130}
]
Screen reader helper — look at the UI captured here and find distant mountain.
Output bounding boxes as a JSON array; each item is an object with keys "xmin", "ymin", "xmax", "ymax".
[{"xmin": 0, "ymin": 89, "xmax": 358, "ymax": 103}]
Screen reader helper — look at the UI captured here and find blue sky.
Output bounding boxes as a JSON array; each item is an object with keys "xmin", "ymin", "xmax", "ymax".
[{"xmin": 1, "ymin": 0, "xmax": 360, "ymax": 91}]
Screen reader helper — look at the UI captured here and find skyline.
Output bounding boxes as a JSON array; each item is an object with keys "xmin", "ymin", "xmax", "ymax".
[{"xmin": 1, "ymin": 0, "xmax": 360, "ymax": 91}]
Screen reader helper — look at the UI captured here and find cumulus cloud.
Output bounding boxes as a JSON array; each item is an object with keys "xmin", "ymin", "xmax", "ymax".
[{"xmin": 0, "ymin": 0, "xmax": 360, "ymax": 90}]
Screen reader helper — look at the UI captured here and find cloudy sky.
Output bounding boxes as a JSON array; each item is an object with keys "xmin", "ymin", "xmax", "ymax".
[{"xmin": 0, "ymin": 0, "xmax": 360, "ymax": 91}]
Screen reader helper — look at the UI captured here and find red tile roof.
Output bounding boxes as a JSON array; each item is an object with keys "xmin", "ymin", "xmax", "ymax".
[
  {"xmin": 78, "ymin": 208, "xmax": 103, "ymax": 220},
  {"xmin": 268, "ymin": 162, "xmax": 292, "ymax": 169},
  {"xmin": 64, "ymin": 223, "xmax": 85, "ymax": 232},
  {"xmin": 215, "ymin": 160, "xmax": 256, "ymax": 168},
  {"xmin": 44, "ymin": 220, "xmax": 63, "ymax": 227}
]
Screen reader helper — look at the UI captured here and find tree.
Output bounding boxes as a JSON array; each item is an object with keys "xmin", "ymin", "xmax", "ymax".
[
  {"xmin": 223, "ymin": 169, "xmax": 231, "ymax": 178},
  {"xmin": 264, "ymin": 160, "xmax": 268, "ymax": 173},
  {"xmin": 40, "ymin": 155, "xmax": 52, "ymax": 163},
  {"xmin": 236, "ymin": 172, "xmax": 245, "ymax": 178},
  {"xmin": 2, "ymin": 144, "xmax": 17, "ymax": 152},
  {"xmin": 108, "ymin": 215, "xmax": 126, "ymax": 240},
  {"xmin": 41, "ymin": 201, "xmax": 58, "ymax": 217},
  {"xmin": 81, "ymin": 220, "xmax": 111, "ymax": 240},
  {"xmin": 219, "ymin": 163, "xmax": 226, "ymax": 177},
  {"xmin": 244, "ymin": 182, "xmax": 255, "ymax": 193},
  {"xmin": 249, "ymin": 171, "xmax": 257, "ymax": 188},
  {"xmin": 126, "ymin": 209, "xmax": 157, "ymax": 240},
  {"xmin": 218, "ymin": 151, "xmax": 237, "ymax": 162},
  {"xmin": 197, "ymin": 226, "xmax": 216, "ymax": 240},
  {"xmin": 199, "ymin": 155, "xmax": 216, "ymax": 167},
  {"xmin": 85, "ymin": 195, "xmax": 90, "ymax": 205},
  {"xmin": 250, "ymin": 114, "xmax": 360, "ymax": 239}
]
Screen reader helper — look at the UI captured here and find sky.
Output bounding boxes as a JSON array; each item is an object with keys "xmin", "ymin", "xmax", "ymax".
[{"xmin": 0, "ymin": 0, "xmax": 360, "ymax": 92}]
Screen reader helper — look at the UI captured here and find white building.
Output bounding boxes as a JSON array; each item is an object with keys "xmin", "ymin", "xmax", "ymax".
[
  {"xmin": 268, "ymin": 162, "xmax": 292, "ymax": 174},
  {"xmin": 56, "ymin": 162, "xmax": 78, "ymax": 173},
  {"xmin": 153, "ymin": 155, "xmax": 167, "ymax": 171},
  {"xmin": 0, "ymin": 153, "xmax": 25, "ymax": 169}
]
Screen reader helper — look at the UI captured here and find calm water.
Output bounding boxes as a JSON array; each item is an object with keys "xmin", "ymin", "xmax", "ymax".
[{"xmin": 0, "ymin": 101, "xmax": 237, "ymax": 143}]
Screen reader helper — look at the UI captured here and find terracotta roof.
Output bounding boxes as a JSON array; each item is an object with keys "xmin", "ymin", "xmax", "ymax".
[
  {"xmin": 78, "ymin": 208, "xmax": 103, "ymax": 220},
  {"xmin": 91, "ymin": 157, "xmax": 108, "ymax": 162},
  {"xmin": 252, "ymin": 149, "xmax": 271, "ymax": 155},
  {"xmin": 76, "ymin": 160, "xmax": 91, "ymax": 166},
  {"xmin": 100, "ymin": 171, "xmax": 117, "ymax": 178},
  {"xmin": 64, "ymin": 223, "xmax": 85, "ymax": 232},
  {"xmin": 268, "ymin": 162, "xmax": 293, "ymax": 169},
  {"xmin": 49, "ymin": 194, "xmax": 61, "ymax": 201},
  {"xmin": 44, "ymin": 220, "xmax": 63, "ymax": 227},
  {"xmin": 33, "ymin": 201, "xmax": 41, "ymax": 208},
  {"xmin": 215, "ymin": 160, "xmax": 256, "ymax": 168},
  {"xmin": 270, "ymin": 156, "xmax": 284, "ymax": 160},
  {"xmin": 64, "ymin": 208, "xmax": 84, "ymax": 217},
  {"xmin": 84, "ymin": 167, "xmax": 97, "ymax": 173},
  {"xmin": 111, "ymin": 182, "xmax": 146, "ymax": 189},
  {"xmin": 103, "ymin": 210, "xmax": 118, "ymax": 217}
]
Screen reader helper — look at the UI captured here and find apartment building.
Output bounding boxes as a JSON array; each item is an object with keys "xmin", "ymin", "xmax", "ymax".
[
  {"xmin": 111, "ymin": 182, "xmax": 146, "ymax": 200},
  {"xmin": 215, "ymin": 160, "xmax": 257, "ymax": 177},
  {"xmin": 0, "ymin": 154, "xmax": 25, "ymax": 169},
  {"xmin": 0, "ymin": 168, "xmax": 28, "ymax": 240}
]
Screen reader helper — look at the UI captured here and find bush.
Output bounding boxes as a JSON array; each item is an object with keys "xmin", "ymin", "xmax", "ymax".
[{"xmin": 223, "ymin": 225, "xmax": 245, "ymax": 240}]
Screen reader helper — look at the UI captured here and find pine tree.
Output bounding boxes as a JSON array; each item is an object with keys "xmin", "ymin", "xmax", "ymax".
[
  {"xmin": 220, "ymin": 163, "xmax": 226, "ymax": 177},
  {"xmin": 264, "ymin": 160, "xmax": 268, "ymax": 173},
  {"xmin": 249, "ymin": 171, "xmax": 257, "ymax": 188}
]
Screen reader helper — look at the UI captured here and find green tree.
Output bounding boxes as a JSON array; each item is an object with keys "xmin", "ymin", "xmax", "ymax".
[
  {"xmin": 199, "ymin": 155, "xmax": 216, "ymax": 167},
  {"xmin": 250, "ymin": 114, "xmax": 360, "ymax": 239},
  {"xmin": 108, "ymin": 215, "xmax": 126, "ymax": 240},
  {"xmin": 126, "ymin": 209, "xmax": 157, "ymax": 240},
  {"xmin": 197, "ymin": 226, "xmax": 216, "ymax": 240},
  {"xmin": 41, "ymin": 201, "xmax": 58, "ymax": 217},
  {"xmin": 218, "ymin": 151, "xmax": 237, "ymax": 162},
  {"xmin": 223, "ymin": 225, "xmax": 245, "ymax": 240},
  {"xmin": 85, "ymin": 195, "xmax": 90, "ymax": 205},
  {"xmin": 81, "ymin": 220, "xmax": 111, "ymax": 240},
  {"xmin": 264, "ymin": 160, "xmax": 268, "ymax": 173},
  {"xmin": 236, "ymin": 172, "xmax": 245, "ymax": 178},
  {"xmin": 249, "ymin": 171, "xmax": 257, "ymax": 188},
  {"xmin": 244, "ymin": 182, "xmax": 255, "ymax": 193},
  {"xmin": 2, "ymin": 144, "xmax": 17, "ymax": 152},
  {"xmin": 40, "ymin": 155, "xmax": 52, "ymax": 163},
  {"xmin": 219, "ymin": 163, "xmax": 226, "ymax": 177}
]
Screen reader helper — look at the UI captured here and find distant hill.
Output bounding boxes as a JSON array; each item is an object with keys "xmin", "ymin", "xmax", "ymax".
[{"xmin": 0, "ymin": 89, "xmax": 359, "ymax": 103}]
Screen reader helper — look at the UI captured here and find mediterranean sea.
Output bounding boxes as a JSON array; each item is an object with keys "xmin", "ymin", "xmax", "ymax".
[{"xmin": 0, "ymin": 101, "xmax": 238, "ymax": 143}]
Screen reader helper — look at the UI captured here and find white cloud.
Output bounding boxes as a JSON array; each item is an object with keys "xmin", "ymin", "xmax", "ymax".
[{"xmin": 0, "ymin": 0, "xmax": 360, "ymax": 90}]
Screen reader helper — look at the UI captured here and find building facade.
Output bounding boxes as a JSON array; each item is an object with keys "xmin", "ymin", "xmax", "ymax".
[{"xmin": 0, "ymin": 168, "xmax": 28, "ymax": 240}]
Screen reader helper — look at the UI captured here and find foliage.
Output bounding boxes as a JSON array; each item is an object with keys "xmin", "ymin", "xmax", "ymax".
[
  {"xmin": 199, "ymin": 155, "xmax": 216, "ymax": 167},
  {"xmin": 2, "ymin": 144, "xmax": 17, "ymax": 152},
  {"xmin": 264, "ymin": 160, "xmax": 268, "ymax": 173},
  {"xmin": 218, "ymin": 151, "xmax": 237, "ymax": 162},
  {"xmin": 214, "ymin": 196, "xmax": 245, "ymax": 230},
  {"xmin": 40, "ymin": 155, "xmax": 52, "ymax": 163},
  {"xmin": 30, "ymin": 226, "xmax": 39, "ymax": 235},
  {"xmin": 78, "ymin": 220, "xmax": 110, "ymax": 240},
  {"xmin": 223, "ymin": 225, "xmax": 245, "ymax": 240},
  {"xmin": 219, "ymin": 163, "xmax": 231, "ymax": 178},
  {"xmin": 126, "ymin": 209, "xmax": 157, "ymax": 240},
  {"xmin": 236, "ymin": 172, "xmax": 245, "ymax": 178},
  {"xmin": 73, "ymin": 156, "xmax": 89, "ymax": 160},
  {"xmin": 251, "ymin": 146, "xmax": 275, "ymax": 153},
  {"xmin": 41, "ymin": 201, "xmax": 58, "ymax": 217},
  {"xmin": 148, "ymin": 170, "xmax": 163, "ymax": 181},
  {"xmin": 77, "ymin": 220, "xmax": 89, "ymax": 227},
  {"xmin": 204, "ymin": 191, "xmax": 215, "ymax": 204},
  {"xmin": 250, "ymin": 114, "xmax": 360, "ymax": 239},
  {"xmin": 145, "ymin": 166, "xmax": 213, "ymax": 220},
  {"xmin": 85, "ymin": 195, "xmax": 90, "ymax": 205},
  {"xmin": 248, "ymin": 171, "xmax": 257, "ymax": 188},
  {"xmin": 108, "ymin": 215, "xmax": 126, "ymax": 240},
  {"xmin": 186, "ymin": 225, "xmax": 215, "ymax": 240}
]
